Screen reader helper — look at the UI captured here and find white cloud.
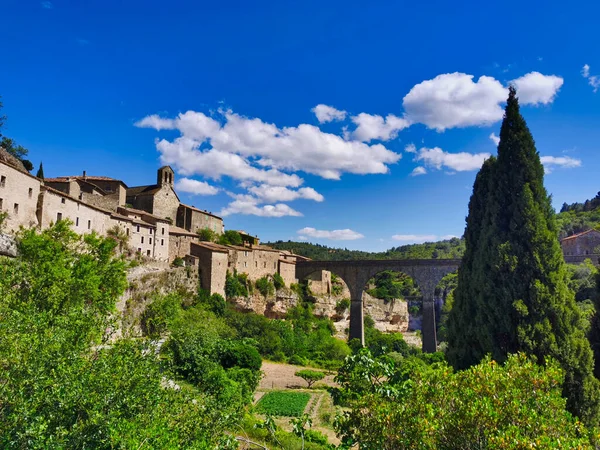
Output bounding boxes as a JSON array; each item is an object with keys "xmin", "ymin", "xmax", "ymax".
[
  {"xmin": 489, "ymin": 133, "xmax": 500, "ymax": 145},
  {"xmin": 402, "ymin": 73, "xmax": 507, "ymax": 131},
  {"xmin": 312, "ymin": 104, "xmax": 347, "ymax": 123},
  {"xmin": 247, "ymin": 185, "xmax": 324, "ymax": 203},
  {"xmin": 404, "ymin": 143, "xmax": 417, "ymax": 153},
  {"xmin": 582, "ymin": 64, "xmax": 600, "ymax": 93},
  {"xmin": 510, "ymin": 72, "xmax": 563, "ymax": 105},
  {"xmin": 298, "ymin": 227, "xmax": 364, "ymax": 241},
  {"xmin": 410, "ymin": 167, "xmax": 427, "ymax": 176},
  {"xmin": 414, "ymin": 146, "xmax": 491, "ymax": 172},
  {"xmin": 350, "ymin": 113, "xmax": 410, "ymax": 142},
  {"xmin": 175, "ymin": 177, "xmax": 219, "ymax": 196},
  {"xmin": 392, "ymin": 234, "xmax": 438, "ymax": 243},
  {"xmin": 220, "ymin": 197, "xmax": 303, "ymax": 217},
  {"xmin": 137, "ymin": 109, "xmax": 401, "ymax": 183},
  {"xmin": 540, "ymin": 156, "xmax": 582, "ymax": 174}
]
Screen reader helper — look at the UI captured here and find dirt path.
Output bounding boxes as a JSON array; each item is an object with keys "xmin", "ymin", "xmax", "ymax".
[{"xmin": 259, "ymin": 361, "xmax": 337, "ymax": 390}]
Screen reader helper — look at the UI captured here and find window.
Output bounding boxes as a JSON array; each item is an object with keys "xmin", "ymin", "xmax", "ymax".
[
  {"xmin": 76, "ymin": 217, "xmax": 79, "ymax": 226},
  {"xmin": 263, "ymin": 262, "xmax": 266, "ymax": 268},
  {"xmin": 161, "ymin": 239, "xmax": 164, "ymax": 246},
  {"xmin": 147, "ymin": 250, "xmax": 151, "ymax": 256},
  {"xmin": 0, "ymin": 198, "xmax": 3, "ymax": 209},
  {"xmin": 149, "ymin": 238, "xmax": 152, "ymax": 245},
  {"xmin": 244, "ymin": 251, "xmax": 248, "ymax": 257},
  {"xmin": 56, "ymin": 212, "xmax": 62, "ymax": 222},
  {"xmin": 87, "ymin": 220, "xmax": 91, "ymax": 230},
  {"xmin": 79, "ymin": 193, "xmax": 83, "ymax": 200},
  {"xmin": 126, "ymin": 228, "xmax": 129, "ymax": 235},
  {"xmin": 13, "ymin": 203, "xmax": 18, "ymax": 214},
  {"xmin": 255, "ymin": 261, "xmax": 258, "ymax": 268},
  {"xmin": 138, "ymin": 248, "xmax": 141, "ymax": 253},
  {"xmin": 162, "ymin": 228, "xmax": 165, "ymax": 235},
  {"xmin": 0, "ymin": 176, "xmax": 5, "ymax": 187},
  {"xmin": 28, "ymin": 188, "xmax": 33, "ymax": 198},
  {"xmin": 137, "ymin": 225, "xmax": 140, "ymax": 232},
  {"xmin": 150, "ymin": 228, "xmax": 153, "ymax": 235},
  {"xmin": 141, "ymin": 236, "xmax": 144, "ymax": 244},
  {"xmin": 61, "ymin": 198, "xmax": 66, "ymax": 204},
  {"xmin": 244, "ymin": 261, "xmax": 247, "ymax": 268}
]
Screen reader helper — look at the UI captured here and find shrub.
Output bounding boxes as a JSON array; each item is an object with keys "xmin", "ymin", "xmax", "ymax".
[
  {"xmin": 218, "ymin": 230, "xmax": 243, "ymax": 246},
  {"xmin": 197, "ymin": 227, "xmax": 217, "ymax": 242},
  {"xmin": 273, "ymin": 272, "xmax": 285, "ymax": 290},
  {"xmin": 335, "ymin": 298, "xmax": 350, "ymax": 314},
  {"xmin": 225, "ymin": 270, "xmax": 249, "ymax": 299},
  {"xmin": 218, "ymin": 340, "xmax": 262, "ymax": 372},
  {"xmin": 256, "ymin": 276, "xmax": 275, "ymax": 298},
  {"xmin": 140, "ymin": 293, "xmax": 182, "ymax": 337},
  {"xmin": 289, "ymin": 354, "xmax": 308, "ymax": 366},
  {"xmin": 172, "ymin": 257, "xmax": 184, "ymax": 267},
  {"xmin": 295, "ymin": 369, "xmax": 325, "ymax": 388}
]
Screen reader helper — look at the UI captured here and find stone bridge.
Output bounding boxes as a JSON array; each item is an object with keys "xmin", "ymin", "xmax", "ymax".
[{"xmin": 296, "ymin": 259, "xmax": 461, "ymax": 353}]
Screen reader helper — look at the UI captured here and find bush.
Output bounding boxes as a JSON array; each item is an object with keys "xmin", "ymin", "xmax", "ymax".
[
  {"xmin": 218, "ymin": 230, "xmax": 243, "ymax": 246},
  {"xmin": 172, "ymin": 257, "xmax": 184, "ymax": 267},
  {"xmin": 273, "ymin": 272, "xmax": 285, "ymax": 289},
  {"xmin": 218, "ymin": 340, "xmax": 262, "ymax": 371},
  {"xmin": 141, "ymin": 293, "xmax": 182, "ymax": 337},
  {"xmin": 225, "ymin": 270, "xmax": 249, "ymax": 299},
  {"xmin": 197, "ymin": 227, "xmax": 217, "ymax": 242},
  {"xmin": 289, "ymin": 354, "xmax": 308, "ymax": 366},
  {"xmin": 335, "ymin": 298, "xmax": 350, "ymax": 314},
  {"xmin": 295, "ymin": 369, "xmax": 325, "ymax": 388},
  {"xmin": 256, "ymin": 276, "xmax": 275, "ymax": 298}
]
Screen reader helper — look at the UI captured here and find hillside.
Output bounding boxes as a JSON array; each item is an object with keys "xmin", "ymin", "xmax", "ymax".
[
  {"xmin": 557, "ymin": 192, "xmax": 600, "ymax": 238},
  {"xmin": 265, "ymin": 237, "xmax": 465, "ymax": 261}
]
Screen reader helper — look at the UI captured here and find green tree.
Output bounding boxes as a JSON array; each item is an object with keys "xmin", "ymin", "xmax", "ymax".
[
  {"xmin": 219, "ymin": 230, "xmax": 243, "ymax": 246},
  {"xmin": 36, "ymin": 161, "xmax": 44, "ymax": 179},
  {"xmin": 295, "ymin": 369, "xmax": 325, "ymax": 388},
  {"xmin": 197, "ymin": 226, "xmax": 217, "ymax": 242},
  {"xmin": 447, "ymin": 87, "xmax": 600, "ymax": 425},
  {"xmin": 334, "ymin": 350, "xmax": 593, "ymax": 449}
]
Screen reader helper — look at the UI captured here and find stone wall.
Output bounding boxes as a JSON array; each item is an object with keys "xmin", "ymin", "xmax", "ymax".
[
  {"xmin": 152, "ymin": 185, "xmax": 179, "ymax": 222},
  {"xmin": 191, "ymin": 243, "xmax": 228, "ymax": 297},
  {"xmin": 230, "ymin": 246, "xmax": 281, "ymax": 280},
  {"xmin": 0, "ymin": 162, "xmax": 40, "ymax": 232},
  {"xmin": 169, "ymin": 230, "xmax": 200, "ymax": 261},
  {"xmin": 279, "ymin": 259, "xmax": 297, "ymax": 286},
  {"xmin": 562, "ymin": 230, "xmax": 600, "ymax": 256},
  {"xmin": 39, "ymin": 187, "xmax": 112, "ymax": 235},
  {"xmin": 81, "ymin": 191, "xmax": 122, "ymax": 211}
]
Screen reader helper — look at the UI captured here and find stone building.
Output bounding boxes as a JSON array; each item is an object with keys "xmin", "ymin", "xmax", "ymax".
[
  {"xmin": 561, "ymin": 229, "xmax": 600, "ymax": 264},
  {"xmin": 126, "ymin": 166, "xmax": 180, "ymax": 222},
  {"xmin": 0, "ymin": 148, "xmax": 41, "ymax": 233},
  {"xmin": 177, "ymin": 203, "xmax": 224, "ymax": 235},
  {"xmin": 169, "ymin": 225, "xmax": 201, "ymax": 261},
  {"xmin": 44, "ymin": 172, "xmax": 127, "ymax": 211}
]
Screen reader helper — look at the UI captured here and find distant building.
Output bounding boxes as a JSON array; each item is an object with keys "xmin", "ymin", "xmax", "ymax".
[{"xmin": 561, "ymin": 229, "xmax": 600, "ymax": 264}]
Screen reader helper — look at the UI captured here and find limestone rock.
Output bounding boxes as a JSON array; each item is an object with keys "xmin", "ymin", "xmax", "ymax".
[{"xmin": 0, "ymin": 233, "xmax": 18, "ymax": 257}]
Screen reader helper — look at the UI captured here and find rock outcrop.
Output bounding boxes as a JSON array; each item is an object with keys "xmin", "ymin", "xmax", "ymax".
[{"xmin": 0, "ymin": 233, "xmax": 18, "ymax": 257}]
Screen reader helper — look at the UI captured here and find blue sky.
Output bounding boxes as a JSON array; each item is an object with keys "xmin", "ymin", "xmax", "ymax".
[{"xmin": 2, "ymin": 0, "xmax": 600, "ymax": 251}]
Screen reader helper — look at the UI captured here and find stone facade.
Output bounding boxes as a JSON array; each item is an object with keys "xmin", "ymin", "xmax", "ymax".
[
  {"xmin": 169, "ymin": 226, "xmax": 201, "ymax": 261},
  {"xmin": 0, "ymin": 155, "xmax": 40, "ymax": 232},
  {"xmin": 190, "ymin": 242, "xmax": 230, "ymax": 297},
  {"xmin": 115, "ymin": 207, "xmax": 170, "ymax": 261},
  {"xmin": 176, "ymin": 203, "xmax": 224, "ymax": 235},
  {"xmin": 561, "ymin": 229, "xmax": 600, "ymax": 257},
  {"xmin": 126, "ymin": 166, "xmax": 180, "ymax": 222}
]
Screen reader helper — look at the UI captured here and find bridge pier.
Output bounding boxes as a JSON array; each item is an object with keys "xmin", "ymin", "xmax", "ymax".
[
  {"xmin": 349, "ymin": 298, "xmax": 365, "ymax": 346},
  {"xmin": 421, "ymin": 298, "xmax": 437, "ymax": 353}
]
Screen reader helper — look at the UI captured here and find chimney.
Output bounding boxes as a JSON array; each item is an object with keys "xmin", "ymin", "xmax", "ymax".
[{"xmin": 83, "ymin": 170, "xmax": 87, "ymax": 178}]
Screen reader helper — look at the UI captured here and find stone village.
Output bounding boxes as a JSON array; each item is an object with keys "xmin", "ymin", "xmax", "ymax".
[{"xmin": 2, "ymin": 145, "xmax": 600, "ymax": 344}]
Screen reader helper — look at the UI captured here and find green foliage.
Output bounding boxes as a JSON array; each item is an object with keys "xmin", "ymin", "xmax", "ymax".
[
  {"xmin": 225, "ymin": 269, "xmax": 250, "ymax": 298},
  {"xmin": 197, "ymin": 226, "xmax": 217, "ymax": 242},
  {"xmin": 273, "ymin": 271, "xmax": 285, "ymax": 289},
  {"xmin": 0, "ymin": 210, "xmax": 8, "ymax": 232},
  {"xmin": 335, "ymin": 298, "xmax": 350, "ymax": 314},
  {"xmin": 295, "ymin": 369, "xmax": 326, "ymax": 388},
  {"xmin": 255, "ymin": 391, "xmax": 311, "ymax": 417},
  {"xmin": 447, "ymin": 87, "xmax": 600, "ymax": 425},
  {"xmin": 331, "ymin": 273, "xmax": 344, "ymax": 296},
  {"xmin": 0, "ymin": 222, "xmax": 235, "ymax": 448},
  {"xmin": 141, "ymin": 292, "xmax": 183, "ymax": 337},
  {"xmin": 107, "ymin": 224, "xmax": 130, "ymax": 253},
  {"xmin": 36, "ymin": 161, "xmax": 44, "ymax": 179},
  {"xmin": 367, "ymin": 270, "xmax": 420, "ymax": 301},
  {"xmin": 172, "ymin": 256, "xmax": 184, "ymax": 267},
  {"xmin": 218, "ymin": 339, "xmax": 262, "ymax": 371},
  {"xmin": 255, "ymin": 275, "xmax": 275, "ymax": 297},
  {"xmin": 265, "ymin": 236, "xmax": 465, "ymax": 261},
  {"xmin": 218, "ymin": 229, "xmax": 243, "ymax": 246},
  {"xmin": 334, "ymin": 350, "xmax": 593, "ymax": 449}
]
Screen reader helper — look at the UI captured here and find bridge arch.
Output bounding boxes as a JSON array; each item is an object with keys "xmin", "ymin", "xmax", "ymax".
[{"xmin": 296, "ymin": 259, "xmax": 460, "ymax": 352}]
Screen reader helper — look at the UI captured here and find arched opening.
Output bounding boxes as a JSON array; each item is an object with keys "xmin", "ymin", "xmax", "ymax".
[{"xmin": 361, "ymin": 270, "xmax": 423, "ymax": 351}]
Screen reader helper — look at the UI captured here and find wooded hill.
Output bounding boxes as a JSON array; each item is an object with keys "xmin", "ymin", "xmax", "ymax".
[{"xmin": 265, "ymin": 237, "xmax": 465, "ymax": 261}]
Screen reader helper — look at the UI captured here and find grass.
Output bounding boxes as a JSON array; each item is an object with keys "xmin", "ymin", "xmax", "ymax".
[{"xmin": 255, "ymin": 391, "xmax": 311, "ymax": 417}]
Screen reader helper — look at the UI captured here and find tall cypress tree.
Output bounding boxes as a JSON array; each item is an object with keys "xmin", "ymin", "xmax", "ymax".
[
  {"xmin": 36, "ymin": 161, "xmax": 44, "ymax": 180},
  {"xmin": 447, "ymin": 87, "xmax": 600, "ymax": 424}
]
